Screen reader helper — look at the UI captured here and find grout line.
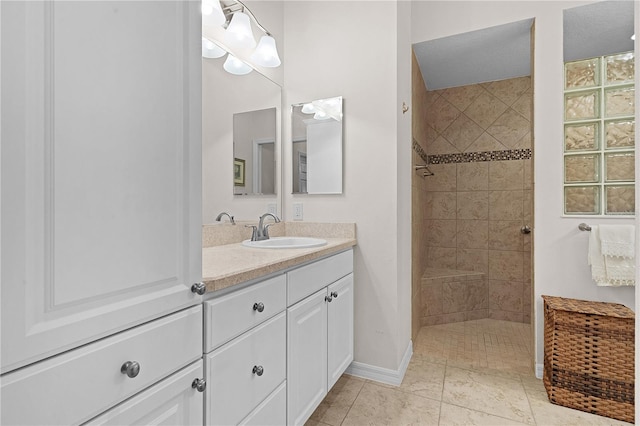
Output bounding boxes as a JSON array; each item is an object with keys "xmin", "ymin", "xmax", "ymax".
[{"xmin": 338, "ymin": 378, "xmax": 366, "ymax": 426}]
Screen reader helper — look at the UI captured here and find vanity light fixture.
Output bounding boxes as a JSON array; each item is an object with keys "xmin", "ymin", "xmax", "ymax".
[
  {"xmin": 202, "ymin": 37, "xmax": 226, "ymax": 59},
  {"xmin": 251, "ymin": 35, "xmax": 281, "ymax": 67},
  {"xmin": 201, "ymin": 0, "xmax": 282, "ymax": 71},
  {"xmin": 202, "ymin": 0, "xmax": 225, "ymax": 27},
  {"xmin": 300, "ymin": 97, "xmax": 343, "ymax": 121},
  {"xmin": 224, "ymin": 11, "xmax": 256, "ymax": 49},
  {"xmin": 223, "ymin": 54, "xmax": 253, "ymax": 75}
]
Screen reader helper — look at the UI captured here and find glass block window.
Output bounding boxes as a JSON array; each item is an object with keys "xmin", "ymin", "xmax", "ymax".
[{"xmin": 564, "ymin": 52, "xmax": 635, "ymax": 215}]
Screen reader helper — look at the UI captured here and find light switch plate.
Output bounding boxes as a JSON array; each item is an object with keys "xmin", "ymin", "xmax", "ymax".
[{"xmin": 293, "ymin": 203, "xmax": 303, "ymax": 221}]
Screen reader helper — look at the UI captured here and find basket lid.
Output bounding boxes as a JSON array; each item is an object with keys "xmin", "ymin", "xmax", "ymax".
[{"xmin": 542, "ymin": 295, "xmax": 635, "ymax": 319}]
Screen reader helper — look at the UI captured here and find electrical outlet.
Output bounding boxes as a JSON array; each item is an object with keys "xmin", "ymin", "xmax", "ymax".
[
  {"xmin": 293, "ymin": 203, "xmax": 303, "ymax": 221},
  {"xmin": 267, "ymin": 203, "xmax": 277, "ymax": 215}
]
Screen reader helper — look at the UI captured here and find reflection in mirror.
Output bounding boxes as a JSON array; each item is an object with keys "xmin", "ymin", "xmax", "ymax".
[
  {"xmin": 291, "ymin": 96, "xmax": 343, "ymax": 194},
  {"xmin": 202, "ymin": 56, "xmax": 281, "ymax": 223},
  {"xmin": 233, "ymin": 108, "xmax": 276, "ymax": 196}
]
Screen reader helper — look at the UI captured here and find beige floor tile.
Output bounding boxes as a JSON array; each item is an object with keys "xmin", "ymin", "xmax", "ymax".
[
  {"xmin": 377, "ymin": 354, "xmax": 446, "ymax": 401},
  {"xmin": 308, "ymin": 319, "xmax": 629, "ymax": 426},
  {"xmin": 526, "ymin": 387, "xmax": 633, "ymax": 425},
  {"xmin": 442, "ymin": 366, "xmax": 535, "ymax": 425},
  {"xmin": 341, "ymin": 382, "xmax": 441, "ymax": 425},
  {"xmin": 304, "ymin": 420, "xmax": 333, "ymax": 426},
  {"xmin": 439, "ymin": 402, "xmax": 529, "ymax": 425},
  {"xmin": 308, "ymin": 375, "xmax": 366, "ymax": 426}
]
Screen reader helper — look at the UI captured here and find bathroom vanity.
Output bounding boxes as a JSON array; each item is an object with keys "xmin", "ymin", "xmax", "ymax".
[
  {"xmin": 202, "ymin": 248, "xmax": 354, "ymax": 426},
  {"xmin": 200, "ymin": 223, "xmax": 356, "ymax": 426}
]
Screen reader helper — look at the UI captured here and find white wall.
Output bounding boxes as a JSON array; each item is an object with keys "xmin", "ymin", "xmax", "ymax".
[
  {"xmin": 411, "ymin": 0, "xmax": 636, "ymax": 369},
  {"xmin": 283, "ymin": 1, "xmax": 412, "ymax": 371}
]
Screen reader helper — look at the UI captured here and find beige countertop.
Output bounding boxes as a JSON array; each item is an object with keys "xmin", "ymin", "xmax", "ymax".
[{"xmin": 202, "ymin": 237, "xmax": 357, "ymax": 293}]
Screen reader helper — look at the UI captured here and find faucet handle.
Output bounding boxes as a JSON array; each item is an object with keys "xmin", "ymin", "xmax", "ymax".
[
  {"xmin": 245, "ymin": 225, "xmax": 258, "ymax": 241},
  {"xmin": 263, "ymin": 224, "xmax": 274, "ymax": 239}
]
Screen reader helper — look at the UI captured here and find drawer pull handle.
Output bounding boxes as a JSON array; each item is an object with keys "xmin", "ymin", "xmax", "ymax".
[
  {"xmin": 252, "ymin": 365, "xmax": 264, "ymax": 376},
  {"xmin": 331, "ymin": 291, "xmax": 338, "ymax": 298},
  {"xmin": 325, "ymin": 295, "xmax": 333, "ymax": 302},
  {"xmin": 191, "ymin": 378, "xmax": 206, "ymax": 392},
  {"xmin": 120, "ymin": 361, "xmax": 141, "ymax": 378},
  {"xmin": 253, "ymin": 302, "xmax": 265, "ymax": 312},
  {"xmin": 191, "ymin": 282, "xmax": 206, "ymax": 295}
]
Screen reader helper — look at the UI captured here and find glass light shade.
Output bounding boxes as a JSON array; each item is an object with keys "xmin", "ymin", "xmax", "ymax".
[
  {"xmin": 223, "ymin": 54, "xmax": 253, "ymax": 75},
  {"xmin": 251, "ymin": 35, "xmax": 281, "ymax": 67},
  {"xmin": 224, "ymin": 12, "xmax": 256, "ymax": 49},
  {"xmin": 301, "ymin": 103, "xmax": 315, "ymax": 114},
  {"xmin": 314, "ymin": 110, "xmax": 330, "ymax": 120},
  {"xmin": 201, "ymin": 0, "xmax": 225, "ymax": 27},
  {"xmin": 202, "ymin": 37, "xmax": 226, "ymax": 59}
]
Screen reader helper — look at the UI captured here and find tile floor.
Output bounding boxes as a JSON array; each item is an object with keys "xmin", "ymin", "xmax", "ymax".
[{"xmin": 307, "ymin": 319, "xmax": 633, "ymax": 425}]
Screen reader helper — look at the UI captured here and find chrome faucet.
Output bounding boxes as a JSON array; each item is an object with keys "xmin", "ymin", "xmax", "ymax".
[
  {"xmin": 215, "ymin": 212, "xmax": 235, "ymax": 225},
  {"xmin": 246, "ymin": 213, "xmax": 280, "ymax": 241}
]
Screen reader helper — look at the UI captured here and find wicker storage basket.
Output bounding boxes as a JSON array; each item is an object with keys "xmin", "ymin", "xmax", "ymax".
[{"xmin": 542, "ymin": 295, "xmax": 635, "ymax": 423}]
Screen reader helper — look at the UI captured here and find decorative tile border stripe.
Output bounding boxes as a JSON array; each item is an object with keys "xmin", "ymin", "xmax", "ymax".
[
  {"xmin": 412, "ymin": 141, "xmax": 531, "ymax": 165},
  {"xmin": 412, "ymin": 140, "xmax": 429, "ymax": 163},
  {"xmin": 427, "ymin": 148, "xmax": 532, "ymax": 165}
]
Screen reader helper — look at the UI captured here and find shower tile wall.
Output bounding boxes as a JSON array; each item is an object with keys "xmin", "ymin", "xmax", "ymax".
[
  {"xmin": 411, "ymin": 52, "xmax": 430, "ymax": 340},
  {"xmin": 420, "ymin": 77, "xmax": 533, "ymax": 324}
]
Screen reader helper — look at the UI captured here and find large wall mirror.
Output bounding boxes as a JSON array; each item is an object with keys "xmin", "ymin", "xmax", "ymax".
[
  {"xmin": 291, "ymin": 96, "xmax": 343, "ymax": 194},
  {"xmin": 202, "ymin": 60, "xmax": 282, "ymax": 223}
]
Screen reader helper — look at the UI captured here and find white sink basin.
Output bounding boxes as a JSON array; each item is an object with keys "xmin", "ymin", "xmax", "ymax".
[{"xmin": 242, "ymin": 236, "xmax": 327, "ymax": 249}]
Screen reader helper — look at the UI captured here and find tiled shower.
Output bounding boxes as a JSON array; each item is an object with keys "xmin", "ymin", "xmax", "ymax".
[{"xmin": 411, "ymin": 53, "xmax": 533, "ymax": 338}]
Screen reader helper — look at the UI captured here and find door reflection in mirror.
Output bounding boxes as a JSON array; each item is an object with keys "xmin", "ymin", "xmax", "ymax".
[
  {"xmin": 291, "ymin": 96, "xmax": 343, "ymax": 194},
  {"xmin": 233, "ymin": 107, "xmax": 277, "ymax": 195}
]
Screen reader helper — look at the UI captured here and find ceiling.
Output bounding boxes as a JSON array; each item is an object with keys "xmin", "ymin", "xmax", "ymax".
[{"xmin": 413, "ymin": 1, "xmax": 634, "ymax": 91}]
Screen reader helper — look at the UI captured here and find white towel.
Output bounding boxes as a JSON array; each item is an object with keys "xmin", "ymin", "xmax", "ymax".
[
  {"xmin": 588, "ymin": 225, "xmax": 635, "ymax": 286},
  {"xmin": 599, "ymin": 225, "xmax": 635, "ymax": 258}
]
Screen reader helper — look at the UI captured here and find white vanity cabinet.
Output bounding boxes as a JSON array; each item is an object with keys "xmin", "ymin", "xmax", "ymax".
[
  {"xmin": 1, "ymin": 0, "xmax": 203, "ymax": 424},
  {"xmin": 1, "ymin": 305, "xmax": 204, "ymax": 425},
  {"xmin": 204, "ymin": 275, "xmax": 288, "ymax": 426},
  {"xmin": 287, "ymin": 250, "xmax": 354, "ymax": 426}
]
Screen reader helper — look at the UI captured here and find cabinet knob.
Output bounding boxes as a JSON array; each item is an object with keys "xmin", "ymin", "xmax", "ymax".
[
  {"xmin": 331, "ymin": 291, "xmax": 338, "ymax": 298},
  {"xmin": 191, "ymin": 282, "xmax": 206, "ymax": 295},
  {"xmin": 520, "ymin": 225, "xmax": 532, "ymax": 234},
  {"xmin": 120, "ymin": 361, "xmax": 141, "ymax": 378},
  {"xmin": 325, "ymin": 295, "xmax": 333, "ymax": 303},
  {"xmin": 253, "ymin": 302, "xmax": 265, "ymax": 312},
  {"xmin": 191, "ymin": 378, "xmax": 206, "ymax": 392},
  {"xmin": 252, "ymin": 365, "xmax": 264, "ymax": 376}
]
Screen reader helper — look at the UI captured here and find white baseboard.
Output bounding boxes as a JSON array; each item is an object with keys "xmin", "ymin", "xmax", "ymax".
[
  {"xmin": 345, "ymin": 340, "xmax": 413, "ymax": 386},
  {"xmin": 535, "ymin": 363, "xmax": 543, "ymax": 379}
]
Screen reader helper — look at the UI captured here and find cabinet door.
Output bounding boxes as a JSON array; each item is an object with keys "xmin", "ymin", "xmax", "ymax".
[
  {"xmin": 1, "ymin": 1, "xmax": 202, "ymax": 373},
  {"xmin": 287, "ymin": 289, "xmax": 328, "ymax": 426},
  {"xmin": 85, "ymin": 360, "xmax": 204, "ymax": 426},
  {"xmin": 327, "ymin": 274, "xmax": 354, "ymax": 390}
]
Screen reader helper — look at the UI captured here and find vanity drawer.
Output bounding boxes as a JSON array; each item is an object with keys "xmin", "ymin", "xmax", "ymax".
[
  {"xmin": 85, "ymin": 360, "xmax": 204, "ymax": 425},
  {"xmin": 204, "ymin": 274, "xmax": 286, "ymax": 352},
  {"xmin": 287, "ymin": 249, "xmax": 353, "ymax": 306},
  {"xmin": 239, "ymin": 381, "xmax": 287, "ymax": 426},
  {"xmin": 1, "ymin": 305, "xmax": 202, "ymax": 426},
  {"xmin": 205, "ymin": 311, "xmax": 286, "ymax": 426}
]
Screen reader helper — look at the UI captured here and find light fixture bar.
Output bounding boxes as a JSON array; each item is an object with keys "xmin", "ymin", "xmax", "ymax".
[
  {"xmin": 234, "ymin": 0, "xmax": 271, "ymax": 36},
  {"xmin": 221, "ymin": 0, "xmax": 271, "ymax": 36}
]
